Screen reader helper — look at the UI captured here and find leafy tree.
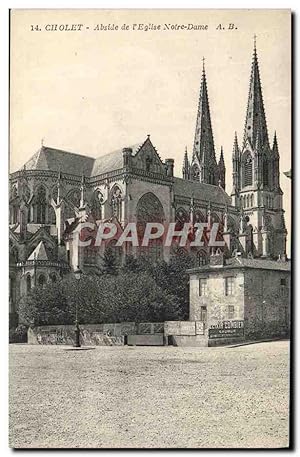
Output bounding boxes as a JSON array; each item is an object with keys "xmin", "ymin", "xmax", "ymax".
[
  {"xmin": 101, "ymin": 246, "xmax": 118, "ymax": 275},
  {"xmin": 19, "ymin": 280, "xmax": 71, "ymax": 326},
  {"xmin": 19, "ymin": 249, "xmax": 196, "ymax": 326}
]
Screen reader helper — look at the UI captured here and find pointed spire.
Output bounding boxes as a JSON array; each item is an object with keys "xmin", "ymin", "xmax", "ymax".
[
  {"xmin": 272, "ymin": 131, "xmax": 279, "ymax": 157},
  {"xmin": 182, "ymin": 146, "xmax": 190, "ymax": 180},
  {"xmin": 192, "ymin": 59, "xmax": 217, "ymax": 183},
  {"xmin": 232, "ymin": 132, "xmax": 240, "ymax": 158},
  {"xmin": 243, "ymin": 38, "xmax": 269, "ymax": 149},
  {"xmin": 218, "ymin": 146, "xmax": 226, "ymax": 190},
  {"xmin": 219, "ymin": 146, "xmax": 225, "ymax": 167}
]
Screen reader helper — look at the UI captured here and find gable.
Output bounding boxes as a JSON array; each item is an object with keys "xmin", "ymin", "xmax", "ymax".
[{"xmin": 131, "ymin": 137, "xmax": 165, "ymax": 175}]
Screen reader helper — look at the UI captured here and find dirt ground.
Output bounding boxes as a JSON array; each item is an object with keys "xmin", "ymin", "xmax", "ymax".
[{"xmin": 9, "ymin": 340, "xmax": 290, "ymax": 449}]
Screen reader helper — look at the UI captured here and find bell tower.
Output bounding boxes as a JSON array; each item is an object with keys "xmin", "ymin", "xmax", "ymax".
[{"xmin": 232, "ymin": 38, "xmax": 286, "ymax": 258}]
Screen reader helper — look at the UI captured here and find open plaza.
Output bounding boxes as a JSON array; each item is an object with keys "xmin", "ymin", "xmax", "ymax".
[{"xmin": 9, "ymin": 340, "xmax": 289, "ymax": 449}]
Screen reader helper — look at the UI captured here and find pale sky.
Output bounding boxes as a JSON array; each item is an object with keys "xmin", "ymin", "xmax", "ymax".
[{"xmin": 10, "ymin": 9, "xmax": 291, "ymax": 253}]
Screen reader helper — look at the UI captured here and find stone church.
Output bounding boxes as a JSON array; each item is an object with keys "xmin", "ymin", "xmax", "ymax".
[{"xmin": 9, "ymin": 43, "xmax": 287, "ymax": 326}]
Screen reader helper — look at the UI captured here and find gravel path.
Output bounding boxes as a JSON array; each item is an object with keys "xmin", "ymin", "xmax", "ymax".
[{"xmin": 9, "ymin": 341, "xmax": 289, "ymax": 448}]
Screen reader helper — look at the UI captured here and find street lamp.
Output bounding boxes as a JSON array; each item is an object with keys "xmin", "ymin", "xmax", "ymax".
[{"xmin": 73, "ymin": 266, "xmax": 82, "ymax": 348}]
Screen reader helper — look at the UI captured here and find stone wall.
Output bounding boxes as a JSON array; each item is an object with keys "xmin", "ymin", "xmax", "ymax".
[
  {"xmin": 244, "ymin": 269, "xmax": 290, "ymax": 338},
  {"xmin": 189, "ymin": 270, "xmax": 245, "ymax": 326},
  {"xmin": 28, "ymin": 322, "xmax": 164, "ymax": 346}
]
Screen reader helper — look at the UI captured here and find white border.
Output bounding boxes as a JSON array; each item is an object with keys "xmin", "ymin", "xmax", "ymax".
[{"xmin": 1, "ymin": 1, "xmax": 298, "ymax": 456}]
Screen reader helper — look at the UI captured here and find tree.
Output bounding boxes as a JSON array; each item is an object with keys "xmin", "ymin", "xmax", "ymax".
[
  {"xmin": 19, "ymin": 280, "xmax": 71, "ymax": 326},
  {"xmin": 101, "ymin": 246, "xmax": 118, "ymax": 275}
]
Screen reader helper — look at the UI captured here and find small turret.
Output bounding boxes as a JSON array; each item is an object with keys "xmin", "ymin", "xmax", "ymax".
[
  {"xmin": 165, "ymin": 158, "xmax": 174, "ymax": 177},
  {"xmin": 231, "ymin": 132, "xmax": 240, "ymax": 196},
  {"xmin": 182, "ymin": 147, "xmax": 190, "ymax": 180},
  {"xmin": 217, "ymin": 146, "xmax": 226, "ymax": 190}
]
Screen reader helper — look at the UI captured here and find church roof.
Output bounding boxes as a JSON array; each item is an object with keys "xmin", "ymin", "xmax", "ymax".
[
  {"xmin": 24, "ymin": 146, "xmax": 95, "ymax": 176},
  {"xmin": 91, "ymin": 143, "xmax": 142, "ymax": 176},
  {"xmin": 27, "ymin": 241, "xmax": 49, "ymax": 261},
  {"xmin": 173, "ymin": 177, "xmax": 231, "ymax": 206},
  {"xmin": 23, "ymin": 142, "xmax": 145, "ymax": 177}
]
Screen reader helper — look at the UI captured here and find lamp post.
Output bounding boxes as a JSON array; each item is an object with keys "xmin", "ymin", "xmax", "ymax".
[{"xmin": 73, "ymin": 266, "xmax": 82, "ymax": 348}]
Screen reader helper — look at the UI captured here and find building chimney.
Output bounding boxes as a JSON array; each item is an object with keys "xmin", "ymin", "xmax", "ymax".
[
  {"xmin": 165, "ymin": 158, "xmax": 174, "ymax": 177},
  {"xmin": 122, "ymin": 147, "xmax": 133, "ymax": 168}
]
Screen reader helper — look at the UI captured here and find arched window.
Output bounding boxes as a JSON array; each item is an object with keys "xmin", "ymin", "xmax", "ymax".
[
  {"xmin": 175, "ymin": 208, "xmax": 189, "ymax": 230},
  {"xmin": 65, "ymin": 189, "xmax": 81, "ymax": 219},
  {"xmin": 208, "ymin": 171, "xmax": 215, "ymax": 185},
  {"xmin": 246, "ymin": 195, "xmax": 250, "ymax": 208},
  {"xmin": 26, "ymin": 274, "xmax": 31, "ymax": 293},
  {"xmin": 36, "ymin": 187, "xmax": 46, "ymax": 224},
  {"xmin": 136, "ymin": 193, "xmax": 165, "ymax": 257},
  {"xmin": 210, "ymin": 213, "xmax": 220, "ymax": 224},
  {"xmin": 111, "ymin": 186, "xmax": 122, "ymax": 221},
  {"xmin": 10, "ymin": 186, "xmax": 20, "ymax": 225},
  {"xmin": 91, "ymin": 189, "xmax": 104, "ymax": 220},
  {"xmin": 191, "ymin": 165, "xmax": 200, "ymax": 181},
  {"xmin": 243, "ymin": 153, "xmax": 253, "ymax": 187},
  {"xmin": 137, "ymin": 192, "xmax": 165, "ymax": 226},
  {"xmin": 49, "ymin": 273, "xmax": 57, "ymax": 283},
  {"xmin": 38, "ymin": 274, "xmax": 46, "ymax": 288},
  {"xmin": 194, "ymin": 211, "xmax": 205, "ymax": 223},
  {"xmin": 250, "ymin": 194, "xmax": 254, "ymax": 207}
]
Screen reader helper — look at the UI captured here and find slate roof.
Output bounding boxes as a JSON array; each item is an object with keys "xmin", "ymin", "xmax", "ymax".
[
  {"xmin": 23, "ymin": 143, "xmax": 144, "ymax": 177},
  {"xmin": 24, "ymin": 147, "xmax": 95, "ymax": 176},
  {"xmin": 27, "ymin": 241, "xmax": 49, "ymax": 261},
  {"xmin": 173, "ymin": 177, "xmax": 231, "ymax": 206},
  {"xmin": 91, "ymin": 143, "xmax": 142, "ymax": 176},
  {"xmin": 188, "ymin": 257, "xmax": 291, "ymax": 273},
  {"xmin": 226, "ymin": 257, "xmax": 291, "ymax": 271}
]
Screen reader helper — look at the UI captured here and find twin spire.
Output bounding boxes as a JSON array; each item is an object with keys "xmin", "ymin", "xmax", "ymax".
[
  {"xmin": 192, "ymin": 57, "xmax": 216, "ymax": 166},
  {"xmin": 243, "ymin": 36, "xmax": 269, "ymax": 150},
  {"xmin": 183, "ymin": 56, "xmax": 224, "ymax": 187},
  {"xmin": 183, "ymin": 38, "xmax": 279, "ymax": 193},
  {"xmin": 234, "ymin": 36, "xmax": 278, "ymax": 159}
]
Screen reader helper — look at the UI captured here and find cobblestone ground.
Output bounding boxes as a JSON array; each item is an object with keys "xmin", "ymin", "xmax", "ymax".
[{"xmin": 9, "ymin": 341, "xmax": 289, "ymax": 449}]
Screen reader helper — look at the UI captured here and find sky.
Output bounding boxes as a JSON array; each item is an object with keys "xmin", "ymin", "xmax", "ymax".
[{"xmin": 10, "ymin": 9, "xmax": 291, "ymax": 253}]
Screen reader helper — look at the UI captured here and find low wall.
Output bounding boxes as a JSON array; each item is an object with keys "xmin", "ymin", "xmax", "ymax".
[
  {"xmin": 170, "ymin": 335, "xmax": 208, "ymax": 347},
  {"xmin": 127, "ymin": 334, "xmax": 164, "ymax": 346},
  {"xmin": 28, "ymin": 322, "xmax": 163, "ymax": 346},
  {"xmin": 28, "ymin": 320, "xmax": 251, "ymax": 347}
]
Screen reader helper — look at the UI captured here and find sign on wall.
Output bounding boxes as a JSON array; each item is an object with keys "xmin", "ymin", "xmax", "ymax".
[{"xmin": 208, "ymin": 320, "xmax": 244, "ymax": 339}]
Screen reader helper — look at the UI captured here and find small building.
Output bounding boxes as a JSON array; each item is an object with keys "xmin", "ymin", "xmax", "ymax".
[{"xmin": 187, "ymin": 252, "xmax": 291, "ymax": 346}]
